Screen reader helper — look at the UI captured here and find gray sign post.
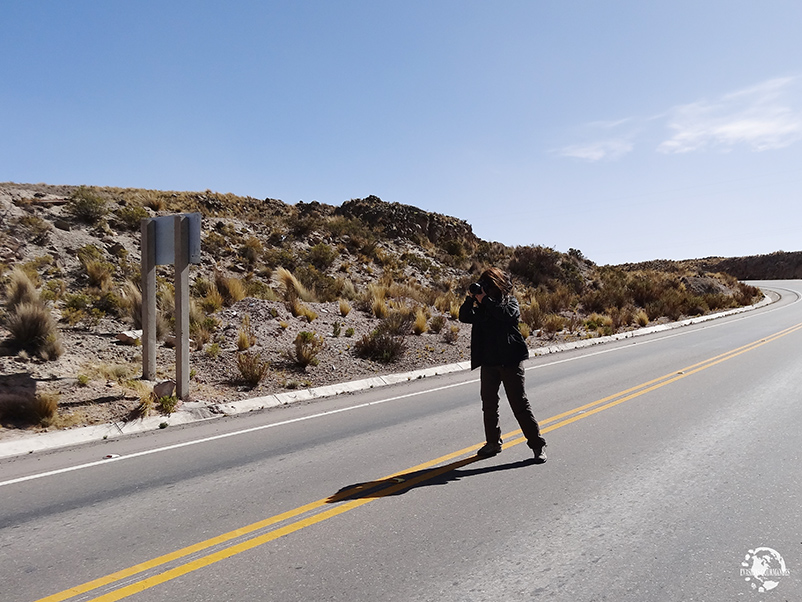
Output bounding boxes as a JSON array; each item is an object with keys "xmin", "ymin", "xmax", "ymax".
[{"xmin": 140, "ymin": 213, "xmax": 201, "ymax": 400}]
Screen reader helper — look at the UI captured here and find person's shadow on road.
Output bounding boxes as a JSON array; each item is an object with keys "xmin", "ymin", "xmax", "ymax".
[{"xmin": 326, "ymin": 455, "xmax": 540, "ymax": 504}]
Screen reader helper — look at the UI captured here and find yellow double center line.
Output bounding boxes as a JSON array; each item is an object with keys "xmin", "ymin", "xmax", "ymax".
[{"xmin": 35, "ymin": 322, "xmax": 802, "ymax": 602}]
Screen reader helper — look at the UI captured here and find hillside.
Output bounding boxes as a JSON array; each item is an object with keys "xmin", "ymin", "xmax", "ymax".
[{"xmin": 0, "ymin": 182, "xmax": 763, "ymax": 432}]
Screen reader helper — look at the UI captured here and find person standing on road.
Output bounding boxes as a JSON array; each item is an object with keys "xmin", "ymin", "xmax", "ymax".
[{"xmin": 458, "ymin": 267, "xmax": 547, "ymax": 463}]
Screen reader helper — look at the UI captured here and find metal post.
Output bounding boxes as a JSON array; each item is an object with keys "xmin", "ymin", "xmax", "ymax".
[
  {"xmin": 174, "ymin": 215, "xmax": 190, "ymax": 400},
  {"xmin": 141, "ymin": 219, "xmax": 157, "ymax": 380}
]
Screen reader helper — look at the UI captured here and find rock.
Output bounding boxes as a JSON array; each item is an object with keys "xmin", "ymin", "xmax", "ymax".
[
  {"xmin": 116, "ymin": 330, "xmax": 142, "ymax": 345},
  {"xmin": 54, "ymin": 219, "xmax": 71, "ymax": 231},
  {"xmin": 153, "ymin": 380, "xmax": 176, "ymax": 398}
]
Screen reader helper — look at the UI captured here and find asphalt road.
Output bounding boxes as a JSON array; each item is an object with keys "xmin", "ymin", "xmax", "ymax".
[{"xmin": 2, "ymin": 280, "xmax": 800, "ymax": 601}]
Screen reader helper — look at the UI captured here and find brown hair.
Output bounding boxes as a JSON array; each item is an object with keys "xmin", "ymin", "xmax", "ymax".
[{"xmin": 479, "ymin": 267, "xmax": 512, "ymax": 297}]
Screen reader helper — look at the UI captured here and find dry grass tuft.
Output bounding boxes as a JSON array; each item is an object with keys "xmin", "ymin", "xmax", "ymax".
[
  {"xmin": 120, "ymin": 281, "xmax": 143, "ymax": 328},
  {"xmin": 276, "ymin": 267, "xmax": 315, "ymax": 303},
  {"xmin": 84, "ymin": 259, "xmax": 114, "ymax": 291},
  {"xmin": 5, "ymin": 267, "xmax": 39, "ymax": 312},
  {"xmin": 5, "ymin": 302, "xmax": 64, "ymax": 360},
  {"xmin": 412, "ymin": 307, "xmax": 428, "ymax": 335},
  {"xmin": 540, "ymin": 314, "xmax": 566, "ymax": 339},
  {"xmin": 443, "ymin": 324, "xmax": 460, "ymax": 344},
  {"xmin": 237, "ymin": 351, "xmax": 270, "ymax": 387},
  {"xmin": 429, "ymin": 314, "xmax": 447, "ymax": 334},
  {"xmin": 0, "ymin": 392, "xmax": 58, "ymax": 425},
  {"xmin": 214, "ymin": 272, "xmax": 246, "ymax": 306},
  {"xmin": 290, "ymin": 298, "xmax": 318, "ymax": 322},
  {"xmin": 290, "ymin": 331, "xmax": 325, "ymax": 368},
  {"xmin": 237, "ymin": 315, "xmax": 256, "ymax": 350}
]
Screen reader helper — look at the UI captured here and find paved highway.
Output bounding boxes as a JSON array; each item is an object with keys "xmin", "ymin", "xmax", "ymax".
[{"xmin": 1, "ymin": 280, "xmax": 800, "ymax": 601}]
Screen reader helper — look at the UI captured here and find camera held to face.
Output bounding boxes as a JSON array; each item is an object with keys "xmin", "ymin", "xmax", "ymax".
[{"xmin": 469, "ymin": 282, "xmax": 484, "ymax": 296}]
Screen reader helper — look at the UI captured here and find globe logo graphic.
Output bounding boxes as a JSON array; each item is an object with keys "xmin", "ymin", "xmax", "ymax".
[{"xmin": 741, "ymin": 547, "xmax": 790, "ymax": 593}]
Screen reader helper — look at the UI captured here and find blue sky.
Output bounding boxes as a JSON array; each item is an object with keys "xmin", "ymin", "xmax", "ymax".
[{"xmin": 3, "ymin": 1, "xmax": 801, "ymax": 265}]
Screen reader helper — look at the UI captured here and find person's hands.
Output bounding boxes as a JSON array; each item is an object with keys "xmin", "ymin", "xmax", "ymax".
[{"xmin": 474, "ymin": 290, "xmax": 486, "ymax": 303}]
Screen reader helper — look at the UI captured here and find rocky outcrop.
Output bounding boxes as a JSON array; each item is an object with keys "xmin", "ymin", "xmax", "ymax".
[{"xmin": 335, "ymin": 195, "xmax": 477, "ymax": 246}]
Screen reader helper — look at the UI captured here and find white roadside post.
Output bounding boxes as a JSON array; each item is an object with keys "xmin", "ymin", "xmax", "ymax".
[
  {"xmin": 140, "ymin": 219, "xmax": 157, "ymax": 381},
  {"xmin": 174, "ymin": 214, "xmax": 191, "ymax": 400},
  {"xmin": 140, "ymin": 213, "xmax": 201, "ymax": 400}
]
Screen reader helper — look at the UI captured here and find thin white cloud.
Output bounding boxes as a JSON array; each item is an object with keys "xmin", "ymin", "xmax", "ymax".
[
  {"xmin": 557, "ymin": 76, "xmax": 802, "ymax": 162},
  {"xmin": 658, "ymin": 76, "xmax": 802, "ymax": 153},
  {"xmin": 557, "ymin": 139, "xmax": 633, "ymax": 162}
]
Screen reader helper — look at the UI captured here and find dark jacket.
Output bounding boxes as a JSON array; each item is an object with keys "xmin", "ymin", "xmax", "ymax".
[{"xmin": 459, "ymin": 294, "xmax": 529, "ymax": 370}]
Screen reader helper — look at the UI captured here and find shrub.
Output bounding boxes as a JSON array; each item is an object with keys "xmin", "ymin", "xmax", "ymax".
[
  {"xmin": 345, "ymin": 327, "xmax": 355, "ymax": 337},
  {"xmin": 584, "ymin": 313, "xmax": 609, "ymax": 331},
  {"xmin": 434, "ymin": 292, "xmax": 457, "ymax": 314},
  {"xmin": 264, "ymin": 247, "xmax": 298, "ymax": 270},
  {"xmin": 237, "ymin": 351, "xmax": 269, "ymax": 387},
  {"xmin": 443, "ymin": 324, "xmax": 460, "ymax": 344},
  {"xmin": 354, "ymin": 331, "xmax": 407, "ymax": 363},
  {"xmin": 610, "ymin": 306, "xmax": 633, "ymax": 330},
  {"xmin": 379, "ymin": 307, "xmax": 415, "ymax": 336},
  {"xmin": 358, "ymin": 283, "xmax": 388, "ymax": 315},
  {"xmin": 190, "ymin": 310, "xmax": 216, "ymax": 350},
  {"xmin": 339, "ymin": 298, "xmax": 352, "ymax": 317},
  {"xmin": 429, "ymin": 314, "xmax": 447, "ymax": 334},
  {"xmin": 34, "ymin": 392, "xmax": 59, "ymax": 425},
  {"xmin": 635, "ymin": 310, "xmax": 649, "ymax": 327},
  {"xmin": 540, "ymin": 314, "xmax": 565, "ymax": 339},
  {"xmin": 509, "ymin": 245, "xmax": 564, "ymax": 287},
  {"xmin": 0, "ymin": 391, "xmax": 61, "ymax": 426},
  {"xmin": 5, "ymin": 302, "xmax": 63, "ymax": 360},
  {"xmin": 67, "ymin": 186, "xmax": 108, "ymax": 224},
  {"xmin": 332, "ymin": 321, "xmax": 342, "ymax": 337},
  {"xmin": 157, "ymin": 395, "xmax": 179, "ymax": 415},
  {"xmin": 206, "ymin": 343, "xmax": 221, "ymax": 357},
  {"xmin": 15, "ymin": 214, "xmax": 51, "ymax": 244},
  {"xmin": 244, "ymin": 278, "xmax": 277, "ymax": 301},
  {"xmin": 291, "ymin": 331, "xmax": 325, "ymax": 368},
  {"xmin": 131, "ymin": 394, "xmax": 155, "ymax": 419},
  {"xmin": 295, "ymin": 264, "xmax": 340, "ymax": 301},
  {"xmin": 115, "ymin": 204, "xmax": 149, "ymax": 231},
  {"xmin": 307, "ymin": 242, "xmax": 337, "ymax": 269},
  {"xmin": 519, "ymin": 322, "xmax": 531, "ymax": 338},
  {"xmin": 200, "ymin": 286, "xmax": 224, "ymax": 313},
  {"xmin": 239, "ymin": 237, "xmax": 263, "ymax": 265},
  {"xmin": 204, "ymin": 231, "xmax": 234, "ymax": 257},
  {"xmin": 520, "ymin": 298, "xmax": 543, "ymax": 330},
  {"xmin": 41, "ymin": 279, "xmax": 66, "ymax": 303},
  {"xmin": 371, "ymin": 297, "xmax": 389, "ymax": 318}
]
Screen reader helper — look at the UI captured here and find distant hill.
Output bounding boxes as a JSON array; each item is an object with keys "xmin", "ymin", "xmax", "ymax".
[{"xmin": 617, "ymin": 251, "xmax": 802, "ymax": 281}]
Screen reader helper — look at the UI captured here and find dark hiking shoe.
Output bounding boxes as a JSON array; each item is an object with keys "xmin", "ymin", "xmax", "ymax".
[
  {"xmin": 477, "ymin": 441, "xmax": 502, "ymax": 457},
  {"xmin": 532, "ymin": 448, "xmax": 547, "ymax": 464}
]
